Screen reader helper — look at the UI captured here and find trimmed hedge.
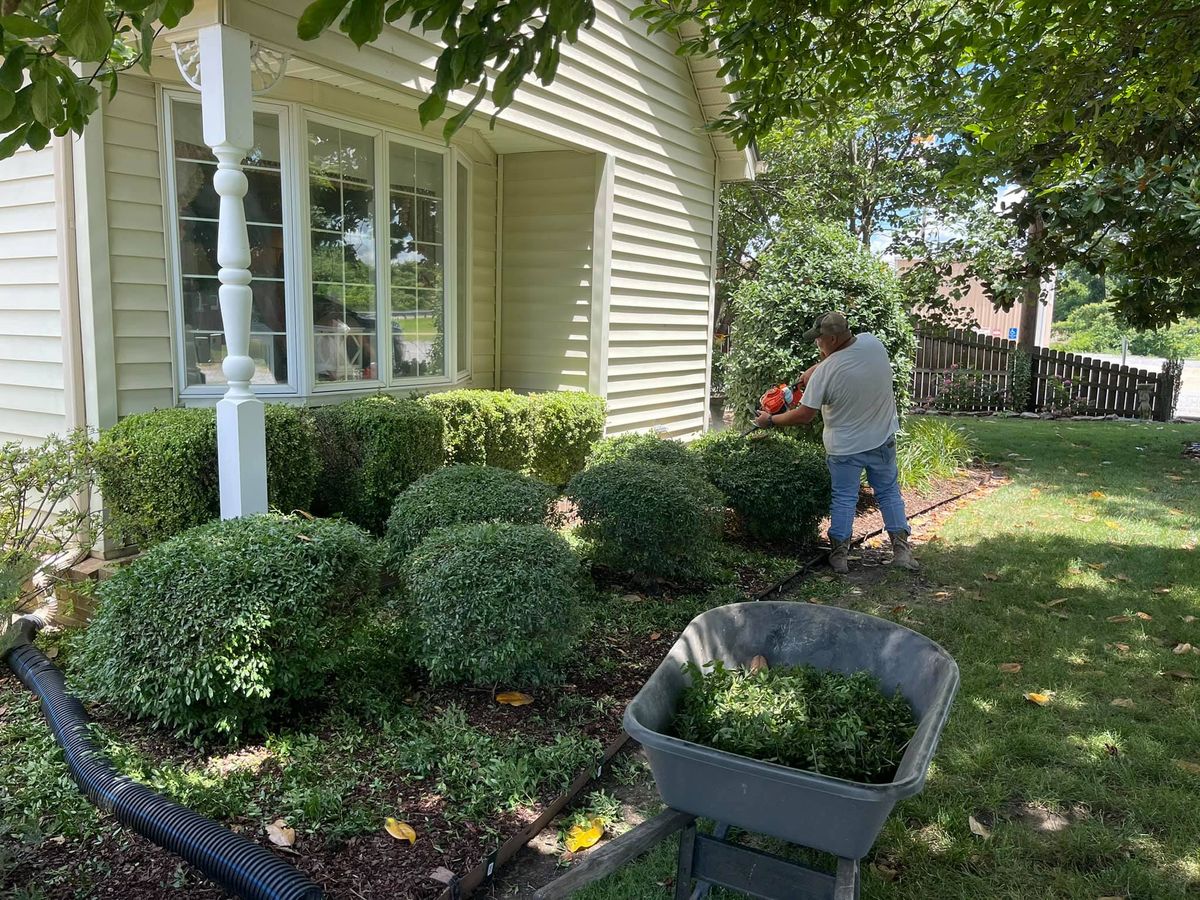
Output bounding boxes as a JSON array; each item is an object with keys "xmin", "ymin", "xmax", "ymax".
[
  {"xmin": 528, "ymin": 391, "xmax": 607, "ymax": 485},
  {"xmin": 76, "ymin": 514, "xmax": 380, "ymax": 742},
  {"xmin": 419, "ymin": 390, "xmax": 532, "ymax": 470},
  {"xmin": 690, "ymin": 430, "xmax": 830, "ymax": 543},
  {"xmin": 94, "ymin": 405, "xmax": 320, "ymax": 547},
  {"xmin": 566, "ymin": 459, "xmax": 724, "ymax": 580},
  {"xmin": 384, "ymin": 465, "xmax": 559, "ymax": 563},
  {"xmin": 587, "ymin": 432, "xmax": 701, "ymax": 476},
  {"xmin": 311, "ymin": 395, "xmax": 444, "ymax": 532},
  {"xmin": 405, "ymin": 523, "xmax": 585, "ymax": 685}
]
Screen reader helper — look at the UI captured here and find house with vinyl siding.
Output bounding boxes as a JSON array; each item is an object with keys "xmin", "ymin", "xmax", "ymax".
[{"xmin": 0, "ymin": 0, "xmax": 755, "ymax": 451}]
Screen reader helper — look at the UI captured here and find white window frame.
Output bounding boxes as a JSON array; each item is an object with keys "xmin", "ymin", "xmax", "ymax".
[
  {"xmin": 164, "ymin": 91, "xmax": 302, "ymax": 398},
  {"xmin": 454, "ymin": 151, "xmax": 473, "ymax": 381}
]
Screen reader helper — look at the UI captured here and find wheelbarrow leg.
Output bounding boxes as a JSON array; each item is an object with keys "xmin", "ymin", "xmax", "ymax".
[
  {"xmin": 833, "ymin": 857, "xmax": 860, "ymax": 900},
  {"xmin": 675, "ymin": 823, "xmax": 697, "ymax": 900},
  {"xmin": 687, "ymin": 823, "xmax": 730, "ymax": 900}
]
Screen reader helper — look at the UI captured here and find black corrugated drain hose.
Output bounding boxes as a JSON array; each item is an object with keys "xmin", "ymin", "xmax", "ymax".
[{"xmin": 3, "ymin": 613, "xmax": 323, "ymax": 900}]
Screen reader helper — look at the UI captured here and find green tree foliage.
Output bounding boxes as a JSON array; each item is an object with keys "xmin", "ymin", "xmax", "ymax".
[
  {"xmin": 1053, "ymin": 303, "xmax": 1200, "ymax": 359},
  {"xmin": 1053, "ymin": 261, "xmax": 1106, "ymax": 322}
]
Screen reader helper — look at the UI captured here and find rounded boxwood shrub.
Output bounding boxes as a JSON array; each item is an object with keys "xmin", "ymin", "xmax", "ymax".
[
  {"xmin": 587, "ymin": 432, "xmax": 702, "ymax": 476},
  {"xmin": 690, "ymin": 430, "xmax": 830, "ymax": 543},
  {"xmin": 724, "ymin": 221, "xmax": 914, "ymax": 429},
  {"xmin": 76, "ymin": 514, "xmax": 380, "ymax": 742},
  {"xmin": 405, "ymin": 523, "xmax": 584, "ymax": 685},
  {"xmin": 311, "ymin": 395, "xmax": 444, "ymax": 532},
  {"xmin": 94, "ymin": 405, "xmax": 320, "ymax": 547},
  {"xmin": 384, "ymin": 465, "xmax": 560, "ymax": 563},
  {"xmin": 419, "ymin": 390, "xmax": 533, "ymax": 470},
  {"xmin": 528, "ymin": 391, "xmax": 607, "ymax": 485},
  {"xmin": 566, "ymin": 459, "xmax": 724, "ymax": 580}
]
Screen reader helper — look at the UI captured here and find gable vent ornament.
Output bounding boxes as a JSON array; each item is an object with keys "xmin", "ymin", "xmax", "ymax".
[{"xmin": 172, "ymin": 40, "xmax": 289, "ymax": 94}]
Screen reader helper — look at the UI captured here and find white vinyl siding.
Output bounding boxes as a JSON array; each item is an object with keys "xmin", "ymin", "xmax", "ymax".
[
  {"xmin": 0, "ymin": 145, "xmax": 66, "ymax": 444},
  {"xmin": 500, "ymin": 151, "xmax": 596, "ymax": 394}
]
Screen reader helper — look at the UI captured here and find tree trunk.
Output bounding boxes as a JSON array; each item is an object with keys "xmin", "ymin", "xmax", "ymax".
[{"xmin": 1017, "ymin": 214, "xmax": 1046, "ymax": 355}]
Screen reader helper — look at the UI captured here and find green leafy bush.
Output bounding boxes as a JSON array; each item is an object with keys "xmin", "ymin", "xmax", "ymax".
[
  {"xmin": 419, "ymin": 390, "xmax": 533, "ymax": 470},
  {"xmin": 528, "ymin": 392, "xmax": 607, "ymax": 485},
  {"xmin": 566, "ymin": 459, "xmax": 724, "ymax": 579},
  {"xmin": 672, "ymin": 660, "xmax": 916, "ymax": 783},
  {"xmin": 724, "ymin": 222, "xmax": 914, "ymax": 429},
  {"xmin": 312, "ymin": 395, "xmax": 444, "ymax": 532},
  {"xmin": 404, "ymin": 523, "xmax": 584, "ymax": 685},
  {"xmin": 587, "ymin": 432, "xmax": 701, "ymax": 476},
  {"xmin": 76, "ymin": 514, "xmax": 380, "ymax": 742},
  {"xmin": 689, "ymin": 430, "xmax": 829, "ymax": 543},
  {"xmin": 385, "ymin": 465, "xmax": 559, "ymax": 563},
  {"xmin": 896, "ymin": 418, "xmax": 975, "ymax": 490},
  {"xmin": 95, "ymin": 405, "xmax": 320, "ymax": 547}
]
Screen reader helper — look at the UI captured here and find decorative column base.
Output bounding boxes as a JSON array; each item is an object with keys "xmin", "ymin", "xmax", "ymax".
[{"xmin": 217, "ymin": 395, "xmax": 268, "ymax": 518}]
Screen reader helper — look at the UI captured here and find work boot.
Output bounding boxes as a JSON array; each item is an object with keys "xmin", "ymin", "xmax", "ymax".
[
  {"xmin": 829, "ymin": 539, "xmax": 851, "ymax": 575},
  {"xmin": 885, "ymin": 531, "xmax": 919, "ymax": 571}
]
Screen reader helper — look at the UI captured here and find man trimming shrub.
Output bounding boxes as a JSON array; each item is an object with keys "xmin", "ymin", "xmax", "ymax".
[
  {"xmin": 384, "ymin": 465, "xmax": 560, "ymax": 564},
  {"xmin": 94, "ymin": 405, "xmax": 320, "ymax": 547},
  {"xmin": 587, "ymin": 432, "xmax": 703, "ymax": 477},
  {"xmin": 76, "ymin": 514, "xmax": 380, "ymax": 742},
  {"xmin": 419, "ymin": 389, "xmax": 532, "ymax": 470},
  {"xmin": 528, "ymin": 391, "xmax": 607, "ymax": 485},
  {"xmin": 404, "ymin": 523, "xmax": 584, "ymax": 685},
  {"xmin": 690, "ymin": 430, "xmax": 828, "ymax": 543},
  {"xmin": 566, "ymin": 459, "xmax": 724, "ymax": 581},
  {"xmin": 311, "ymin": 395, "xmax": 444, "ymax": 532}
]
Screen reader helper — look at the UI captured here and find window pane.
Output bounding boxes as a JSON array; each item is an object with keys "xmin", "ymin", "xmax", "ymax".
[
  {"xmin": 457, "ymin": 162, "xmax": 470, "ymax": 374},
  {"xmin": 309, "ymin": 122, "xmax": 378, "ymax": 383},
  {"xmin": 172, "ymin": 98, "xmax": 289, "ymax": 387}
]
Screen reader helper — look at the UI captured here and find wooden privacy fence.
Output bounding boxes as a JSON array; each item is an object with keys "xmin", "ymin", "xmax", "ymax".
[{"xmin": 913, "ymin": 328, "xmax": 1179, "ymax": 420}]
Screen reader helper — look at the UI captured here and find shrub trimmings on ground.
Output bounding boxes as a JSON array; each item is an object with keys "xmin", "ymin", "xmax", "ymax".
[
  {"xmin": 75, "ymin": 515, "xmax": 380, "ymax": 743},
  {"xmin": 690, "ymin": 430, "xmax": 830, "ymax": 543},
  {"xmin": 672, "ymin": 660, "xmax": 917, "ymax": 784},
  {"xmin": 404, "ymin": 523, "xmax": 585, "ymax": 686},
  {"xmin": 384, "ymin": 465, "xmax": 560, "ymax": 563},
  {"xmin": 94, "ymin": 405, "xmax": 320, "ymax": 547},
  {"xmin": 567, "ymin": 459, "xmax": 725, "ymax": 581}
]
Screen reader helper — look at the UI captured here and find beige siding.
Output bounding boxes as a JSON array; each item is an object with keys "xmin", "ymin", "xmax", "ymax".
[
  {"xmin": 104, "ymin": 77, "xmax": 175, "ymax": 416},
  {"xmin": 462, "ymin": 139, "xmax": 499, "ymax": 388},
  {"xmin": 500, "ymin": 151, "xmax": 596, "ymax": 393},
  {"xmin": 0, "ymin": 146, "xmax": 66, "ymax": 443}
]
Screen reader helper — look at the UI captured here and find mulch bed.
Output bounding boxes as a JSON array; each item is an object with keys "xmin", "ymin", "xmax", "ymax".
[{"xmin": 3, "ymin": 469, "xmax": 996, "ymax": 900}]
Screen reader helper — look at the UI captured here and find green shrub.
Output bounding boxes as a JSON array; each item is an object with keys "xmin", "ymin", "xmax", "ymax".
[
  {"xmin": 94, "ymin": 405, "xmax": 320, "ymax": 547},
  {"xmin": 587, "ymin": 432, "xmax": 701, "ymax": 476},
  {"xmin": 528, "ymin": 392, "xmax": 607, "ymax": 485},
  {"xmin": 724, "ymin": 222, "xmax": 914, "ymax": 429},
  {"xmin": 311, "ymin": 395, "xmax": 444, "ymax": 532},
  {"xmin": 566, "ymin": 459, "xmax": 724, "ymax": 580},
  {"xmin": 405, "ymin": 523, "xmax": 584, "ymax": 685},
  {"xmin": 385, "ymin": 465, "xmax": 559, "ymax": 563},
  {"xmin": 896, "ymin": 418, "xmax": 975, "ymax": 490},
  {"xmin": 76, "ymin": 514, "xmax": 380, "ymax": 742},
  {"xmin": 419, "ymin": 390, "xmax": 533, "ymax": 470},
  {"xmin": 690, "ymin": 430, "xmax": 829, "ymax": 543}
]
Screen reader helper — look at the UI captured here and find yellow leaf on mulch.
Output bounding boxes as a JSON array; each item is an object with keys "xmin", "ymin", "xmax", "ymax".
[
  {"xmin": 565, "ymin": 818, "xmax": 605, "ymax": 853},
  {"xmin": 266, "ymin": 819, "xmax": 295, "ymax": 847},
  {"xmin": 385, "ymin": 818, "xmax": 417, "ymax": 844},
  {"xmin": 1089, "ymin": 491, "xmax": 1107, "ymax": 499},
  {"xmin": 999, "ymin": 662, "xmax": 1023, "ymax": 674},
  {"xmin": 1024, "ymin": 692, "xmax": 1053, "ymax": 706},
  {"xmin": 968, "ymin": 815, "xmax": 991, "ymax": 840},
  {"xmin": 1174, "ymin": 759, "xmax": 1200, "ymax": 775},
  {"xmin": 1110, "ymin": 698, "xmax": 1135, "ymax": 709},
  {"xmin": 496, "ymin": 691, "xmax": 534, "ymax": 706}
]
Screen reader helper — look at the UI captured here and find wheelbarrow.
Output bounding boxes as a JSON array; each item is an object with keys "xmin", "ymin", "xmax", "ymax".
[{"xmin": 621, "ymin": 601, "xmax": 960, "ymax": 900}]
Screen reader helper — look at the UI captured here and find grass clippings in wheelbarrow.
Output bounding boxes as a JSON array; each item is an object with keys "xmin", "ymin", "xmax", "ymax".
[{"xmin": 671, "ymin": 659, "xmax": 917, "ymax": 783}]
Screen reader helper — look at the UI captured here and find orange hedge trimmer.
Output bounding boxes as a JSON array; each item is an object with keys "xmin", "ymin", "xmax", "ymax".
[{"xmin": 741, "ymin": 379, "xmax": 805, "ymax": 436}]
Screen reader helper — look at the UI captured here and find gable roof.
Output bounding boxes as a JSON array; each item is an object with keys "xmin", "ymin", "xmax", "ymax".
[{"xmin": 679, "ymin": 22, "xmax": 759, "ymax": 182}]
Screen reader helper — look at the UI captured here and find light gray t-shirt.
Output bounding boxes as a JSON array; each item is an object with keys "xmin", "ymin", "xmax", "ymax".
[{"xmin": 800, "ymin": 333, "xmax": 899, "ymax": 456}]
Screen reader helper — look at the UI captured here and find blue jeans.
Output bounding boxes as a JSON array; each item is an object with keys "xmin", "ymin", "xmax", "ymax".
[{"xmin": 826, "ymin": 437, "xmax": 910, "ymax": 543}]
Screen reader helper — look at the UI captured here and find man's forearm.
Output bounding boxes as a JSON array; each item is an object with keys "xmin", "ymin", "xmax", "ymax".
[{"xmin": 772, "ymin": 404, "xmax": 818, "ymax": 427}]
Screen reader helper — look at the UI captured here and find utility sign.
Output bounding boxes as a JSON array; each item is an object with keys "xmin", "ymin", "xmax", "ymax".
[{"xmin": 1008, "ymin": 327, "xmax": 1019, "ymax": 340}]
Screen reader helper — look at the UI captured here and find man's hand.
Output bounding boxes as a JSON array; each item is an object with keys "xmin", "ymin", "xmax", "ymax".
[
  {"xmin": 798, "ymin": 364, "xmax": 820, "ymax": 388},
  {"xmin": 753, "ymin": 409, "xmax": 774, "ymax": 429}
]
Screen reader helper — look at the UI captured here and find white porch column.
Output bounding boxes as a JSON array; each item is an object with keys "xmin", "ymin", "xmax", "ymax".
[{"xmin": 198, "ymin": 25, "xmax": 268, "ymax": 518}]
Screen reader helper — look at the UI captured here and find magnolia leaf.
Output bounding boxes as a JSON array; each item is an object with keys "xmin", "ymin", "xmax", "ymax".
[
  {"xmin": 1173, "ymin": 643, "xmax": 1193, "ymax": 655},
  {"xmin": 998, "ymin": 662, "xmax": 1022, "ymax": 673},
  {"xmin": 1135, "ymin": 612, "xmax": 1152, "ymax": 621},
  {"xmin": 385, "ymin": 817, "xmax": 417, "ymax": 843},
  {"xmin": 1024, "ymin": 691, "xmax": 1053, "ymax": 706},
  {"xmin": 749, "ymin": 654, "xmax": 769, "ymax": 673},
  {"xmin": 1163, "ymin": 670, "xmax": 1195, "ymax": 681},
  {"xmin": 1087, "ymin": 563, "xmax": 1106, "ymax": 570},
  {"xmin": 649, "ymin": 632, "xmax": 662, "ymax": 641},
  {"xmin": 564, "ymin": 817, "xmax": 604, "ymax": 852},
  {"xmin": 59, "ymin": 0, "xmax": 113, "ymax": 63},
  {"xmin": 496, "ymin": 691, "xmax": 533, "ymax": 706},
  {"xmin": 1089, "ymin": 490, "xmax": 1107, "ymax": 499},
  {"xmin": 1113, "ymin": 642, "xmax": 1131, "ymax": 652},
  {"xmin": 266, "ymin": 819, "xmax": 295, "ymax": 847},
  {"xmin": 1046, "ymin": 598, "xmax": 1068, "ymax": 608},
  {"xmin": 983, "ymin": 572, "xmax": 999, "ymax": 581},
  {"xmin": 1110, "ymin": 698, "xmax": 1135, "ymax": 709},
  {"xmin": 968, "ymin": 815, "xmax": 991, "ymax": 840},
  {"xmin": 1153, "ymin": 587, "xmax": 1173, "ymax": 594},
  {"xmin": 1106, "ymin": 615, "xmax": 1132, "ymax": 624},
  {"xmin": 1174, "ymin": 759, "xmax": 1200, "ymax": 775}
]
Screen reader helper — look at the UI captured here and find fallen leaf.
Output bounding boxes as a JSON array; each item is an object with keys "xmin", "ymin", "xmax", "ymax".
[
  {"xmin": 44, "ymin": 646, "xmax": 59, "ymax": 660},
  {"xmin": 999, "ymin": 662, "xmax": 1023, "ymax": 673},
  {"xmin": 1089, "ymin": 490, "xmax": 1107, "ymax": 499},
  {"xmin": 496, "ymin": 691, "xmax": 534, "ymax": 706},
  {"xmin": 296, "ymin": 534, "xmax": 312, "ymax": 543},
  {"xmin": 1154, "ymin": 587, "xmax": 1173, "ymax": 594},
  {"xmin": 649, "ymin": 632, "xmax": 662, "ymax": 641},
  {"xmin": 890, "ymin": 605, "xmax": 908, "ymax": 615},
  {"xmin": 1113, "ymin": 642, "xmax": 1131, "ymax": 652},
  {"xmin": 429, "ymin": 867, "xmax": 457, "ymax": 885},
  {"xmin": 1105, "ymin": 521, "xmax": 1121, "ymax": 530},
  {"xmin": 983, "ymin": 572, "xmax": 1000, "ymax": 581},
  {"xmin": 1088, "ymin": 563, "xmax": 1107, "ymax": 570},
  {"xmin": 1076, "ymin": 472, "xmax": 1091, "ymax": 477},
  {"xmin": 1052, "ymin": 611, "xmax": 1070, "ymax": 620},
  {"xmin": 1135, "ymin": 612, "xmax": 1153, "ymax": 621},
  {"xmin": 1113, "ymin": 574, "xmax": 1131, "ymax": 582},
  {"xmin": 564, "ymin": 817, "xmax": 604, "ymax": 853},
  {"xmin": 266, "ymin": 819, "xmax": 295, "ymax": 848},
  {"xmin": 806, "ymin": 597, "xmax": 824, "ymax": 604},
  {"xmin": 1173, "ymin": 643, "xmax": 1194, "ymax": 655},
  {"xmin": 1174, "ymin": 759, "xmax": 1200, "ymax": 775},
  {"xmin": 1106, "ymin": 615, "xmax": 1133, "ymax": 624},
  {"xmin": 1164, "ymin": 670, "xmax": 1195, "ymax": 680},
  {"xmin": 1183, "ymin": 616, "xmax": 1197, "ymax": 624},
  {"xmin": 968, "ymin": 815, "xmax": 991, "ymax": 840},
  {"xmin": 1024, "ymin": 691, "xmax": 1053, "ymax": 706},
  {"xmin": 749, "ymin": 654, "xmax": 769, "ymax": 674},
  {"xmin": 1110, "ymin": 698, "xmax": 1135, "ymax": 709},
  {"xmin": 1046, "ymin": 598, "xmax": 1068, "ymax": 608},
  {"xmin": 872, "ymin": 862, "xmax": 900, "ymax": 881},
  {"xmin": 1029, "ymin": 488, "xmax": 1041, "ymax": 497},
  {"xmin": 932, "ymin": 591, "xmax": 951, "ymax": 600},
  {"xmin": 295, "ymin": 509, "xmax": 315, "ymax": 520},
  {"xmin": 620, "ymin": 593, "xmax": 645, "ymax": 603},
  {"xmin": 385, "ymin": 818, "xmax": 417, "ymax": 844}
]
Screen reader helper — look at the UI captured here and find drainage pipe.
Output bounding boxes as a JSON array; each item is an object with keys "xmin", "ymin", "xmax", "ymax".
[{"xmin": 3, "ymin": 612, "xmax": 323, "ymax": 900}]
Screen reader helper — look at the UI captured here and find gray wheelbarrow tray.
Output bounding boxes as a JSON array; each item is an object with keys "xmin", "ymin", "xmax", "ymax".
[{"xmin": 623, "ymin": 601, "xmax": 959, "ymax": 861}]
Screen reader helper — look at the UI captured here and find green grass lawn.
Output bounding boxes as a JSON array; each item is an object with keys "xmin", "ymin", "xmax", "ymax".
[{"xmin": 580, "ymin": 418, "xmax": 1200, "ymax": 900}]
